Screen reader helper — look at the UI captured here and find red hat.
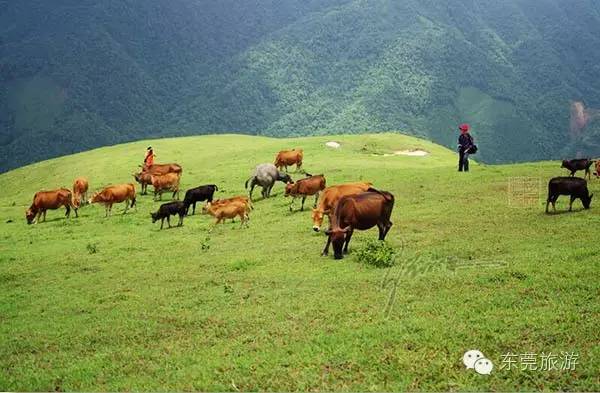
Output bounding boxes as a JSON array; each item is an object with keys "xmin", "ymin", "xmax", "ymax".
[{"xmin": 459, "ymin": 123, "xmax": 470, "ymax": 132}]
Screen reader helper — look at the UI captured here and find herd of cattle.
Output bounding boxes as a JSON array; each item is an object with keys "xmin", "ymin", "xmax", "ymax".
[{"xmin": 23, "ymin": 152, "xmax": 599, "ymax": 259}]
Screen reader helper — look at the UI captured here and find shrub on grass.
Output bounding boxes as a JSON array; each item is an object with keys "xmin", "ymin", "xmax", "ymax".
[{"xmin": 355, "ymin": 239, "xmax": 396, "ymax": 268}]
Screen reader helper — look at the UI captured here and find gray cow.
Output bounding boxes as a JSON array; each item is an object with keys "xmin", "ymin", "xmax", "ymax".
[{"xmin": 245, "ymin": 163, "xmax": 292, "ymax": 201}]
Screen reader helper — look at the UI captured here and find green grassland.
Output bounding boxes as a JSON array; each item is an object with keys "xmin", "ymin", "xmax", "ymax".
[{"xmin": 0, "ymin": 133, "xmax": 598, "ymax": 391}]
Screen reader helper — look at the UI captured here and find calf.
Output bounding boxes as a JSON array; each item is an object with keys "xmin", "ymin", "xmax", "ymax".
[
  {"xmin": 151, "ymin": 172, "xmax": 181, "ymax": 201},
  {"xmin": 89, "ymin": 183, "xmax": 136, "ymax": 217},
  {"xmin": 133, "ymin": 171, "xmax": 153, "ymax": 195},
  {"xmin": 561, "ymin": 159, "xmax": 594, "ymax": 179},
  {"xmin": 183, "ymin": 184, "xmax": 218, "ymax": 215},
  {"xmin": 274, "ymin": 149, "xmax": 303, "ymax": 172},
  {"xmin": 72, "ymin": 177, "xmax": 89, "ymax": 207},
  {"xmin": 546, "ymin": 177, "xmax": 593, "ymax": 213},
  {"xmin": 312, "ymin": 182, "xmax": 372, "ymax": 231},
  {"xmin": 202, "ymin": 201, "xmax": 250, "ymax": 227},
  {"xmin": 151, "ymin": 201, "xmax": 186, "ymax": 229},
  {"xmin": 285, "ymin": 174, "xmax": 326, "ymax": 211},
  {"xmin": 142, "ymin": 163, "xmax": 183, "ymax": 176},
  {"xmin": 323, "ymin": 189, "xmax": 394, "ymax": 259},
  {"xmin": 25, "ymin": 188, "xmax": 78, "ymax": 224}
]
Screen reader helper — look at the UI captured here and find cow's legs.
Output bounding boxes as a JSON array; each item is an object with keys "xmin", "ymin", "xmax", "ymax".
[
  {"xmin": 343, "ymin": 229, "xmax": 354, "ymax": 254},
  {"xmin": 42, "ymin": 210, "xmax": 47, "ymax": 222},
  {"xmin": 192, "ymin": 202, "xmax": 196, "ymax": 215},
  {"xmin": 569, "ymin": 196, "xmax": 576, "ymax": 211},
  {"xmin": 123, "ymin": 200, "xmax": 129, "ymax": 214},
  {"xmin": 178, "ymin": 214, "xmax": 184, "ymax": 226},
  {"xmin": 383, "ymin": 221, "xmax": 393, "ymax": 239},
  {"xmin": 322, "ymin": 235, "xmax": 332, "ymax": 256},
  {"xmin": 313, "ymin": 193, "xmax": 319, "ymax": 208},
  {"xmin": 300, "ymin": 196, "xmax": 307, "ymax": 211},
  {"xmin": 109, "ymin": 203, "xmax": 113, "ymax": 216},
  {"xmin": 167, "ymin": 216, "xmax": 171, "ymax": 228},
  {"xmin": 289, "ymin": 197, "xmax": 295, "ymax": 211},
  {"xmin": 65, "ymin": 204, "xmax": 70, "ymax": 217}
]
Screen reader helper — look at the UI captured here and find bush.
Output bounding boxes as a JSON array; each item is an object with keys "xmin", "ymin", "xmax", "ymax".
[{"xmin": 355, "ymin": 239, "xmax": 396, "ymax": 268}]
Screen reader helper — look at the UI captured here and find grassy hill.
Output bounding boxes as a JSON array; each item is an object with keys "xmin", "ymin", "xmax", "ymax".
[
  {"xmin": 2, "ymin": 0, "xmax": 600, "ymax": 171},
  {"xmin": 0, "ymin": 133, "xmax": 598, "ymax": 391}
]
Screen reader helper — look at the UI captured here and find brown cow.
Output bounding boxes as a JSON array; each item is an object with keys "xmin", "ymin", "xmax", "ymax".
[
  {"xmin": 142, "ymin": 163, "xmax": 183, "ymax": 175},
  {"xmin": 132, "ymin": 172, "xmax": 153, "ymax": 195},
  {"xmin": 285, "ymin": 174, "xmax": 326, "ymax": 211},
  {"xmin": 72, "ymin": 177, "xmax": 89, "ymax": 207},
  {"xmin": 323, "ymin": 189, "xmax": 394, "ymax": 259},
  {"xmin": 88, "ymin": 184, "xmax": 136, "ymax": 217},
  {"xmin": 202, "ymin": 201, "xmax": 250, "ymax": 226},
  {"xmin": 150, "ymin": 172, "xmax": 181, "ymax": 201},
  {"xmin": 311, "ymin": 182, "xmax": 372, "ymax": 231},
  {"xmin": 274, "ymin": 149, "xmax": 303, "ymax": 172},
  {"xmin": 135, "ymin": 163, "xmax": 182, "ymax": 195},
  {"xmin": 25, "ymin": 188, "xmax": 78, "ymax": 224},
  {"xmin": 211, "ymin": 196, "xmax": 253, "ymax": 210}
]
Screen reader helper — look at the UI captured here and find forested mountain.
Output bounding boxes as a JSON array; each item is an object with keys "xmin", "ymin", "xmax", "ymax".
[{"xmin": 1, "ymin": 0, "xmax": 599, "ymax": 171}]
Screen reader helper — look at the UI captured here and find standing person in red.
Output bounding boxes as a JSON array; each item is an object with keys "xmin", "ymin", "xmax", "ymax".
[
  {"xmin": 144, "ymin": 146, "xmax": 156, "ymax": 169},
  {"xmin": 458, "ymin": 124, "xmax": 475, "ymax": 172}
]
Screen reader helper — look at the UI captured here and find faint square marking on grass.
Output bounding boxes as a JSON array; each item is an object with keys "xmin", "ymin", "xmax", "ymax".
[{"xmin": 508, "ymin": 177, "xmax": 542, "ymax": 208}]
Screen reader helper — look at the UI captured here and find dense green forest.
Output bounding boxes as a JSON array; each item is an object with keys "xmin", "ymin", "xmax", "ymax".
[{"xmin": 1, "ymin": 0, "xmax": 599, "ymax": 171}]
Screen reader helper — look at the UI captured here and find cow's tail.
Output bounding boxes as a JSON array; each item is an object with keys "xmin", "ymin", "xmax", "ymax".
[
  {"xmin": 214, "ymin": 184, "xmax": 219, "ymax": 191},
  {"xmin": 304, "ymin": 172, "xmax": 313, "ymax": 177}
]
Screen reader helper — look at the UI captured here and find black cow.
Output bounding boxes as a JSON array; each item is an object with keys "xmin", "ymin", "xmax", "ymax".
[
  {"xmin": 546, "ymin": 177, "xmax": 593, "ymax": 213},
  {"xmin": 183, "ymin": 184, "xmax": 219, "ymax": 215},
  {"xmin": 561, "ymin": 159, "xmax": 594, "ymax": 180},
  {"xmin": 151, "ymin": 201, "xmax": 187, "ymax": 229}
]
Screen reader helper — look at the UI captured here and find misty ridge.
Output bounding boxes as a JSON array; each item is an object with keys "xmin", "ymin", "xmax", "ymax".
[{"xmin": 1, "ymin": 0, "xmax": 600, "ymax": 172}]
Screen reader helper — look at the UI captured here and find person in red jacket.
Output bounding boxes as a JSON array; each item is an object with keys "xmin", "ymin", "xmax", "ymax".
[
  {"xmin": 458, "ymin": 124, "xmax": 474, "ymax": 172},
  {"xmin": 144, "ymin": 146, "xmax": 156, "ymax": 168}
]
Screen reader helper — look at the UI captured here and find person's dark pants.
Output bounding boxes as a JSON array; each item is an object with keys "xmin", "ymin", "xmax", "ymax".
[{"xmin": 458, "ymin": 151, "xmax": 469, "ymax": 172}]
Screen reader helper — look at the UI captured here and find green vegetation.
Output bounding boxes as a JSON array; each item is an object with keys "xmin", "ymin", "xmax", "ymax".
[
  {"xmin": 2, "ymin": 0, "xmax": 600, "ymax": 172},
  {"xmin": 0, "ymin": 133, "xmax": 598, "ymax": 391}
]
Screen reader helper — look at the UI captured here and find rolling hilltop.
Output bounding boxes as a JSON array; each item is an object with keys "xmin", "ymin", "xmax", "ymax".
[
  {"xmin": 2, "ymin": 0, "xmax": 600, "ymax": 172},
  {"xmin": 0, "ymin": 133, "xmax": 598, "ymax": 391}
]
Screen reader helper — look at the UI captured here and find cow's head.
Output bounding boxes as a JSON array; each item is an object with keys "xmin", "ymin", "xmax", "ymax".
[
  {"xmin": 150, "ymin": 212, "xmax": 159, "ymax": 223},
  {"xmin": 325, "ymin": 226, "xmax": 350, "ymax": 259},
  {"xmin": 561, "ymin": 160, "xmax": 569, "ymax": 168},
  {"xmin": 277, "ymin": 172, "xmax": 292, "ymax": 184},
  {"xmin": 88, "ymin": 192, "xmax": 101, "ymax": 205},
  {"xmin": 201, "ymin": 202, "xmax": 213, "ymax": 215},
  {"xmin": 25, "ymin": 208, "xmax": 36, "ymax": 224},
  {"xmin": 583, "ymin": 193, "xmax": 594, "ymax": 209},
  {"xmin": 284, "ymin": 182, "xmax": 296, "ymax": 197},
  {"xmin": 312, "ymin": 209, "xmax": 325, "ymax": 231}
]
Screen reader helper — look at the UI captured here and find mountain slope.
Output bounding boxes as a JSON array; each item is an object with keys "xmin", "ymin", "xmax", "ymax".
[
  {"xmin": 1, "ymin": 0, "xmax": 600, "ymax": 172},
  {"xmin": 0, "ymin": 133, "xmax": 598, "ymax": 390}
]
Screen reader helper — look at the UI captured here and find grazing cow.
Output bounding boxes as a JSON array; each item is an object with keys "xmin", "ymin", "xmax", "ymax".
[
  {"xmin": 323, "ymin": 189, "xmax": 395, "ymax": 259},
  {"xmin": 88, "ymin": 183, "xmax": 136, "ymax": 216},
  {"xmin": 284, "ymin": 174, "xmax": 326, "ymax": 211},
  {"xmin": 72, "ymin": 177, "xmax": 89, "ymax": 207},
  {"xmin": 211, "ymin": 196, "xmax": 253, "ymax": 211},
  {"xmin": 183, "ymin": 184, "xmax": 219, "ymax": 215},
  {"xmin": 133, "ymin": 172, "xmax": 153, "ymax": 195},
  {"xmin": 274, "ymin": 149, "xmax": 303, "ymax": 172},
  {"xmin": 202, "ymin": 201, "xmax": 250, "ymax": 227},
  {"xmin": 545, "ymin": 177, "xmax": 593, "ymax": 213},
  {"xmin": 151, "ymin": 201, "xmax": 187, "ymax": 229},
  {"xmin": 151, "ymin": 172, "xmax": 181, "ymax": 201},
  {"xmin": 25, "ymin": 188, "xmax": 78, "ymax": 224},
  {"xmin": 311, "ymin": 182, "xmax": 372, "ymax": 231},
  {"xmin": 561, "ymin": 159, "xmax": 594, "ymax": 179},
  {"xmin": 245, "ymin": 163, "xmax": 292, "ymax": 201},
  {"xmin": 142, "ymin": 163, "xmax": 183, "ymax": 176}
]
